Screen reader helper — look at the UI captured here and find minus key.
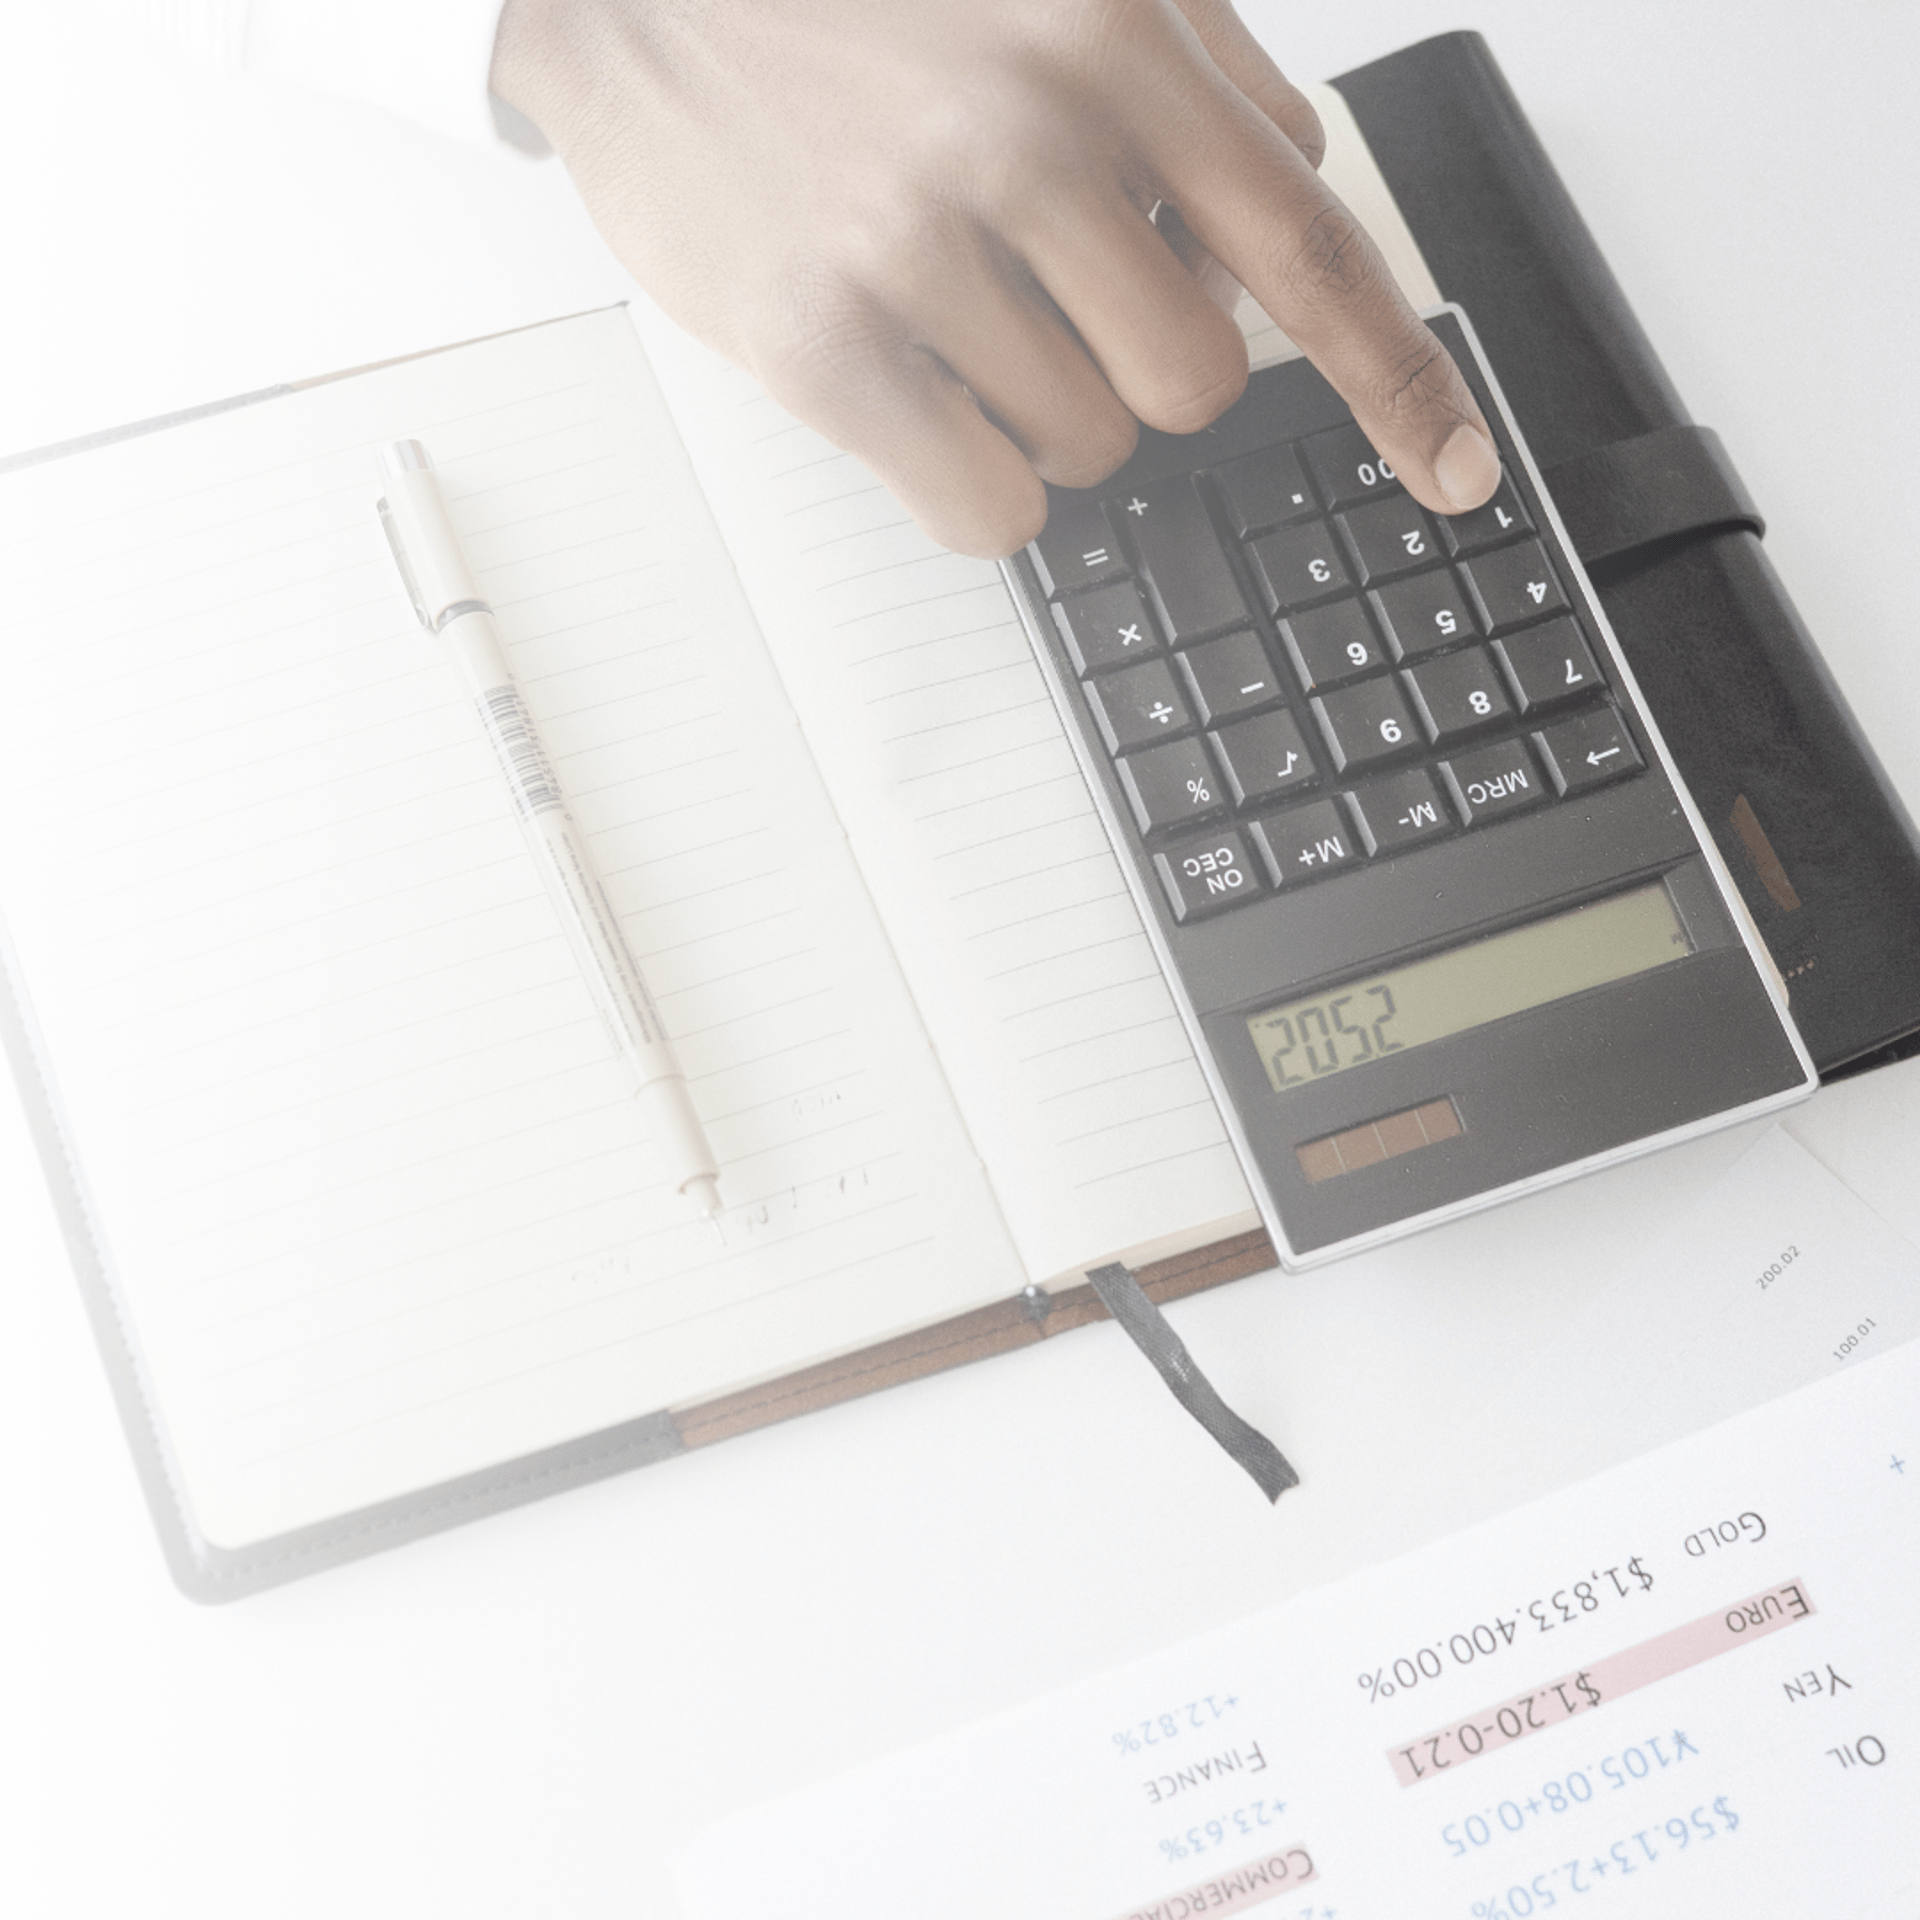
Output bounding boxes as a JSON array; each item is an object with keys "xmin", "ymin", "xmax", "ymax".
[{"xmin": 1177, "ymin": 630, "xmax": 1284, "ymax": 724}]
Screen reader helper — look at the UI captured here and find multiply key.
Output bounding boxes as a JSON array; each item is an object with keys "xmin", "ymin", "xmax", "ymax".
[
  {"xmin": 1052, "ymin": 578, "xmax": 1163, "ymax": 675},
  {"xmin": 1121, "ymin": 476, "xmax": 1251, "ymax": 644}
]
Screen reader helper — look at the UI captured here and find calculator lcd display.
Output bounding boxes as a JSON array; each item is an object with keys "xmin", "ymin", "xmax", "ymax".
[{"xmin": 1245, "ymin": 882, "xmax": 1693, "ymax": 1092}]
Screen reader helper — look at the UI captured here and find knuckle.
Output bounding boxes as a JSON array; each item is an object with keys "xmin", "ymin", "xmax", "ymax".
[
  {"xmin": 985, "ymin": 497, "xmax": 1051, "ymax": 559},
  {"xmin": 1362, "ymin": 335, "xmax": 1464, "ymax": 433},
  {"xmin": 940, "ymin": 479, "xmax": 1049, "ymax": 561},
  {"xmin": 1283, "ymin": 100, "xmax": 1327, "ymax": 171},
  {"xmin": 1287, "ymin": 202, "xmax": 1384, "ymax": 305},
  {"xmin": 1128, "ymin": 332, "xmax": 1248, "ymax": 436},
  {"xmin": 749, "ymin": 267, "xmax": 894, "ymax": 412},
  {"xmin": 1029, "ymin": 411, "xmax": 1139, "ymax": 490}
]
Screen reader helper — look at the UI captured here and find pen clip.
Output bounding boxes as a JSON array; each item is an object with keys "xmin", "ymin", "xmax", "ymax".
[{"xmin": 376, "ymin": 495, "xmax": 433, "ymax": 631}]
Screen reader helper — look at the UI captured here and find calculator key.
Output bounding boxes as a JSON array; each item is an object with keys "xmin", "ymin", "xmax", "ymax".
[
  {"xmin": 1346, "ymin": 768, "xmax": 1454, "ymax": 853},
  {"xmin": 1032, "ymin": 495, "xmax": 1127, "ymax": 597},
  {"xmin": 1250, "ymin": 799, "xmax": 1363, "ymax": 887},
  {"xmin": 1309, "ymin": 676, "xmax": 1422, "ymax": 774},
  {"xmin": 1177, "ymin": 630, "xmax": 1284, "ymax": 724},
  {"xmin": 1213, "ymin": 446, "xmax": 1318, "ymax": 537},
  {"xmin": 1300, "ymin": 422, "xmax": 1403, "ymax": 508},
  {"xmin": 1052, "ymin": 579, "xmax": 1162, "ymax": 675},
  {"xmin": 1153, "ymin": 829, "xmax": 1264, "ymax": 922},
  {"xmin": 1403, "ymin": 646, "xmax": 1513, "ymax": 744},
  {"xmin": 1337, "ymin": 495, "xmax": 1440, "ymax": 583},
  {"xmin": 1083, "ymin": 658, "xmax": 1193, "ymax": 754},
  {"xmin": 1247, "ymin": 521, "xmax": 1352, "ymax": 612},
  {"xmin": 1439, "ymin": 738, "xmax": 1550, "ymax": 826},
  {"xmin": 1460, "ymin": 538, "xmax": 1570, "ymax": 634},
  {"xmin": 1532, "ymin": 704, "xmax": 1645, "ymax": 796},
  {"xmin": 1280, "ymin": 597, "xmax": 1388, "ymax": 691},
  {"xmin": 1120, "ymin": 476, "xmax": 1250, "ymax": 644},
  {"xmin": 1117, "ymin": 736, "xmax": 1225, "ymax": 834},
  {"xmin": 1368, "ymin": 568, "xmax": 1479, "ymax": 661},
  {"xmin": 1494, "ymin": 617, "xmax": 1602, "ymax": 713},
  {"xmin": 1211, "ymin": 709, "xmax": 1317, "ymax": 807},
  {"xmin": 1438, "ymin": 469, "xmax": 1533, "ymax": 556}
]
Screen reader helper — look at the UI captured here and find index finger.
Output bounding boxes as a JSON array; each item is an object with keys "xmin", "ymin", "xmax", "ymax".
[{"xmin": 1141, "ymin": 52, "xmax": 1501, "ymax": 516}]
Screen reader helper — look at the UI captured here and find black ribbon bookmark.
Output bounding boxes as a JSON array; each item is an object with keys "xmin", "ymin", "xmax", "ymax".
[{"xmin": 1086, "ymin": 1263, "xmax": 1299, "ymax": 1502}]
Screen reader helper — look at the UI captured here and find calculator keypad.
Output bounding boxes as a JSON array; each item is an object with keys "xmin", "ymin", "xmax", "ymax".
[
  {"xmin": 1118, "ymin": 737, "xmax": 1223, "ymax": 835},
  {"xmin": 1177, "ymin": 630, "xmax": 1284, "ymax": 723},
  {"xmin": 1534, "ymin": 706, "xmax": 1645, "ymax": 796},
  {"xmin": 1122, "ymin": 478, "xmax": 1250, "ymax": 643},
  {"xmin": 1212, "ymin": 709, "xmax": 1317, "ymax": 808},
  {"xmin": 1281, "ymin": 598, "xmax": 1389, "ymax": 690},
  {"xmin": 1083, "ymin": 658, "xmax": 1193, "ymax": 754},
  {"xmin": 1495, "ymin": 618, "xmax": 1600, "ymax": 713},
  {"xmin": 1029, "ymin": 432, "xmax": 1642, "ymax": 924},
  {"xmin": 1460, "ymin": 539, "xmax": 1569, "ymax": 633},
  {"xmin": 1051, "ymin": 579, "xmax": 1163, "ymax": 674}
]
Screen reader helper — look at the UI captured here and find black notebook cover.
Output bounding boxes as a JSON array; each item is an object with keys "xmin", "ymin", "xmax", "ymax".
[{"xmin": 1334, "ymin": 32, "xmax": 1920, "ymax": 1077}]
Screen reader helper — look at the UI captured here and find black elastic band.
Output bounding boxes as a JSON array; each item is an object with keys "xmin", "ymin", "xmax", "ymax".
[
  {"xmin": 1543, "ymin": 423, "xmax": 1763, "ymax": 568},
  {"xmin": 1086, "ymin": 1263, "xmax": 1298, "ymax": 1502}
]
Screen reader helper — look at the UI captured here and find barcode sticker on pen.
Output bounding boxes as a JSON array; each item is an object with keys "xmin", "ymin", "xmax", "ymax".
[{"xmin": 478, "ymin": 686, "xmax": 565, "ymax": 817}]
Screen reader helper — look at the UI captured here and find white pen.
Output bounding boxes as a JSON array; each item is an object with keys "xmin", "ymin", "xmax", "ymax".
[{"xmin": 376, "ymin": 438, "xmax": 723, "ymax": 1221}]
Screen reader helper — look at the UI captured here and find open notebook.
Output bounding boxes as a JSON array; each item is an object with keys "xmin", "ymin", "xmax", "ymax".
[{"xmin": 0, "ymin": 89, "xmax": 1438, "ymax": 1595}]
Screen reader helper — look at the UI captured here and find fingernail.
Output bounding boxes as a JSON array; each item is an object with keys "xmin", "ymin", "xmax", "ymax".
[{"xmin": 1435, "ymin": 423, "xmax": 1500, "ymax": 512}]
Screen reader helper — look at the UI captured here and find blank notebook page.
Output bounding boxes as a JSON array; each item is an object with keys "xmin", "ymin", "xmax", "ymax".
[{"xmin": 0, "ymin": 311, "xmax": 1022, "ymax": 1549}]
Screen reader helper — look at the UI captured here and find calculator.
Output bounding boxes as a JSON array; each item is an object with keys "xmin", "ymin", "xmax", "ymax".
[{"xmin": 1000, "ymin": 305, "xmax": 1816, "ymax": 1269}]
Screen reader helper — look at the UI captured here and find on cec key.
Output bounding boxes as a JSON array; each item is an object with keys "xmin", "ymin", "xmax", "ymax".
[{"xmin": 1154, "ymin": 829, "xmax": 1262, "ymax": 921}]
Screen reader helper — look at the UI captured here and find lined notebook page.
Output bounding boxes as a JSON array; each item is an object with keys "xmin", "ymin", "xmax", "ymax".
[
  {"xmin": 631, "ymin": 310, "xmax": 1257, "ymax": 1285},
  {"xmin": 0, "ymin": 311, "xmax": 1024, "ymax": 1548},
  {"xmin": 624, "ymin": 89, "xmax": 1437, "ymax": 1283}
]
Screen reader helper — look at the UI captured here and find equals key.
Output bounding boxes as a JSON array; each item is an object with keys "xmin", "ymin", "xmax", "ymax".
[{"xmin": 1031, "ymin": 493, "xmax": 1129, "ymax": 597}]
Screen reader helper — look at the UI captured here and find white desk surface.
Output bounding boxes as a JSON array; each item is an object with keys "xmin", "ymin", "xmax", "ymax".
[{"xmin": 4, "ymin": 3, "xmax": 1916, "ymax": 1914}]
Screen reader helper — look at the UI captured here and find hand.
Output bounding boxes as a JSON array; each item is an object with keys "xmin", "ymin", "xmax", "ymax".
[{"xmin": 492, "ymin": 0, "xmax": 1501, "ymax": 557}]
